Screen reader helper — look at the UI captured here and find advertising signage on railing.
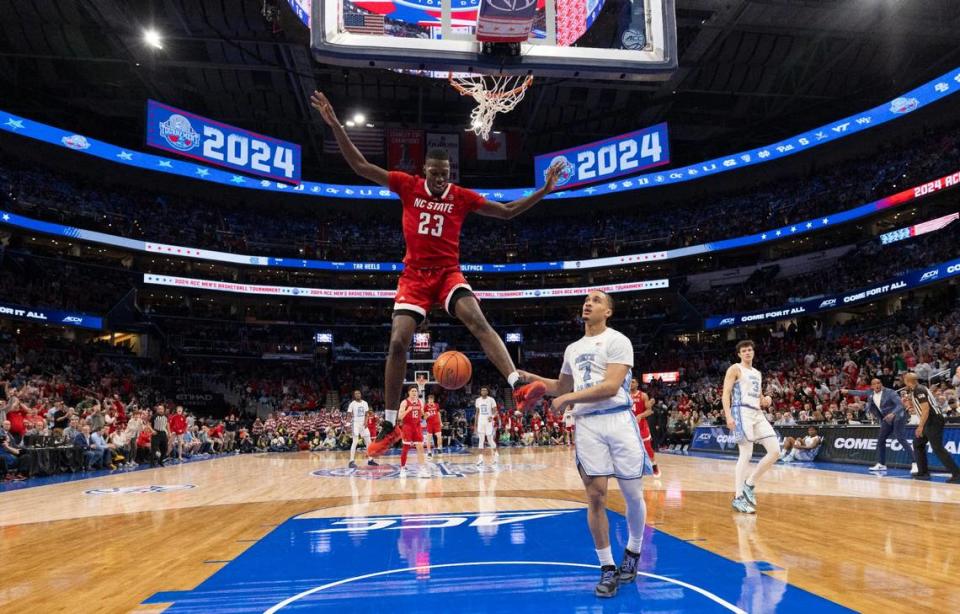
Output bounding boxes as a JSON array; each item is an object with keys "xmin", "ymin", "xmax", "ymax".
[
  {"xmin": 705, "ymin": 255, "xmax": 960, "ymax": 329},
  {"xmin": 3, "ymin": 169, "xmax": 958, "ymax": 275},
  {"xmin": 534, "ymin": 124, "xmax": 670, "ymax": 190},
  {"xmin": 142, "ymin": 274, "xmax": 668, "ymax": 299},
  {"xmin": 145, "ymin": 100, "xmax": 301, "ymax": 184},
  {"xmin": 0, "ymin": 301, "xmax": 102, "ymax": 330},
  {"xmin": 2, "ymin": 67, "xmax": 958, "ymax": 199},
  {"xmin": 879, "ymin": 211, "xmax": 958, "ymax": 245}
]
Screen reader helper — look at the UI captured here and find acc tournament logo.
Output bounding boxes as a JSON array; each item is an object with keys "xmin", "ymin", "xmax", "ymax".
[
  {"xmin": 84, "ymin": 484, "xmax": 196, "ymax": 495},
  {"xmin": 159, "ymin": 114, "xmax": 200, "ymax": 151},
  {"xmin": 718, "ymin": 317, "xmax": 736, "ymax": 326},
  {"xmin": 546, "ymin": 155, "xmax": 575, "ymax": 187},
  {"xmin": 312, "ymin": 461, "xmax": 546, "ymax": 480},
  {"xmin": 889, "ymin": 97, "xmax": 919, "ymax": 114}
]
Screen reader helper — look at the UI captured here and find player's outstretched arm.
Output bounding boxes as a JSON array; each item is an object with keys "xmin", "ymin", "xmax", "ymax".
[
  {"xmin": 516, "ymin": 370, "xmax": 573, "ymax": 397},
  {"xmin": 310, "ymin": 91, "xmax": 389, "ymax": 188},
  {"xmin": 552, "ymin": 364, "xmax": 629, "ymax": 413},
  {"xmin": 475, "ymin": 160, "xmax": 565, "ymax": 220}
]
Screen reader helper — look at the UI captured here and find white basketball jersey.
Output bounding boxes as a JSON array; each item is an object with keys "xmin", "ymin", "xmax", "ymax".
[
  {"xmin": 475, "ymin": 397, "xmax": 496, "ymax": 421},
  {"xmin": 733, "ymin": 365, "xmax": 762, "ymax": 412},
  {"xmin": 560, "ymin": 327, "xmax": 634, "ymax": 415},
  {"xmin": 348, "ymin": 400, "xmax": 369, "ymax": 425}
]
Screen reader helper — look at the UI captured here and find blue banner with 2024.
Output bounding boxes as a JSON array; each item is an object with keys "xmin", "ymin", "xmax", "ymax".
[
  {"xmin": 534, "ymin": 123, "xmax": 670, "ymax": 190},
  {"xmin": 2, "ymin": 68, "xmax": 958, "ymax": 200},
  {"xmin": 146, "ymin": 100, "xmax": 301, "ymax": 184}
]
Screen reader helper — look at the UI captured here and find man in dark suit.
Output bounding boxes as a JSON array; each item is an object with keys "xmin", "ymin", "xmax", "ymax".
[
  {"xmin": 844, "ymin": 378, "xmax": 916, "ymax": 473},
  {"xmin": 73, "ymin": 424, "xmax": 103, "ymax": 470}
]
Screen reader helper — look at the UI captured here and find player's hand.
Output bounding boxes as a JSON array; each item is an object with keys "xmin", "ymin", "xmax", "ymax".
[
  {"xmin": 310, "ymin": 91, "xmax": 340, "ymax": 127},
  {"xmin": 551, "ymin": 394, "xmax": 573, "ymax": 413},
  {"xmin": 543, "ymin": 160, "xmax": 565, "ymax": 193},
  {"xmin": 726, "ymin": 416, "xmax": 736, "ymax": 432},
  {"xmin": 760, "ymin": 395, "xmax": 772, "ymax": 409},
  {"xmin": 516, "ymin": 370, "xmax": 535, "ymax": 383}
]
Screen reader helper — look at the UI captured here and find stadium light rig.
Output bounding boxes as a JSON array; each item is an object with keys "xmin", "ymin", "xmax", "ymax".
[{"xmin": 143, "ymin": 28, "xmax": 164, "ymax": 49}]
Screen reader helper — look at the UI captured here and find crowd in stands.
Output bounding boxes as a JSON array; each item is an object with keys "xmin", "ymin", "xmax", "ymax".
[{"xmin": 2, "ymin": 123, "xmax": 958, "ymax": 265}]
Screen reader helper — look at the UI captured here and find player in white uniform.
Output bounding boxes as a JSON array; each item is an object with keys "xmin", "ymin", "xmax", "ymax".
[
  {"xmin": 722, "ymin": 340, "xmax": 779, "ymax": 514},
  {"xmin": 347, "ymin": 390, "xmax": 377, "ymax": 468},
  {"xmin": 519, "ymin": 291, "xmax": 648, "ymax": 599},
  {"xmin": 474, "ymin": 386, "xmax": 499, "ymax": 466}
]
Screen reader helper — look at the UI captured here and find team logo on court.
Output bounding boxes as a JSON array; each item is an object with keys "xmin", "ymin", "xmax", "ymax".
[
  {"xmin": 889, "ymin": 97, "xmax": 919, "ymax": 114},
  {"xmin": 84, "ymin": 484, "xmax": 196, "ymax": 495},
  {"xmin": 547, "ymin": 155, "xmax": 576, "ymax": 186},
  {"xmin": 311, "ymin": 462, "xmax": 546, "ymax": 480},
  {"xmin": 159, "ymin": 114, "xmax": 200, "ymax": 151}
]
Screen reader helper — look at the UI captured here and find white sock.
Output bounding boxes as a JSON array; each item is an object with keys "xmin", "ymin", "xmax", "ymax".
[
  {"xmin": 627, "ymin": 536, "xmax": 643, "ymax": 554},
  {"xmin": 596, "ymin": 546, "xmax": 615, "ymax": 567},
  {"xmin": 507, "ymin": 371, "xmax": 520, "ymax": 388}
]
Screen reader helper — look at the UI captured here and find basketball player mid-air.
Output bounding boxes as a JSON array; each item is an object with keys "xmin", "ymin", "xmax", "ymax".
[
  {"xmin": 310, "ymin": 91, "xmax": 558, "ymax": 436},
  {"xmin": 519, "ymin": 291, "xmax": 649, "ymax": 599},
  {"xmin": 722, "ymin": 340, "xmax": 780, "ymax": 514}
]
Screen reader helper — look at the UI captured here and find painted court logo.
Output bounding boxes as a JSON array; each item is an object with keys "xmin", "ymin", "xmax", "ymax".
[
  {"xmin": 312, "ymin": 462, "xmax": 546, "ymax": 480},
  {"xmin": 84, "ymin": 484, "xmax": 196, "ymax": 495}
]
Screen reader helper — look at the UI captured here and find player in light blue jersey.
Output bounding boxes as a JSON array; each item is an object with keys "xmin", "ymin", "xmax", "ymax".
[{"xmin": 722, "ymin": 340, "xmax": 780, "ymax": 514}]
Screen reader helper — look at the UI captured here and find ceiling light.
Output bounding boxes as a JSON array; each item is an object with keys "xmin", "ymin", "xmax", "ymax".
[
  {"xmin": 345, "ymin": 120, "xmax": 355, "ymax": 127},
  {"xmin": 143, "ymin": 28, "xmax": 163, "ymax": 49},
  {"xmin": 353, "ymin": 113, "xmax": 365, "ymax": 124}
]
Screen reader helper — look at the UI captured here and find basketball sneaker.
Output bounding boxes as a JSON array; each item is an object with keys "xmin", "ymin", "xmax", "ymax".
[
  {"xmin": 869, "ymin": 463, "xmax": 887, "ymax": 471},
  {"xmin": 348, "ymin": 460, "xmax": 357, "ymax": 469},
  {"xmin": 618, "ymin": 549, "xmax": 641, "ymax": 584},
  {"xmin": 595, "ymin": 565, "xmax": 619, "ymax": 598},
  {"xmin": 742, "ymin": 482, "xmax": 756, "ymax": 507},
  {"xmin": 732, "ymin": 496, "xmax": 755, "ymax": 514},
  {"xmin": 367, "ymin": 458, "xmax": 378, "ymax": 466},
  {"xmin": 513, "ymin": 381, "xmax": 546, "ymax": 412},
  {"xmin": 652, "ymin": 464, "xmax": 661, "ymax": 477},
  {"xmin": 399, "ymin": 467, "xmax": 407, "ymax": 478},
  {"xmin": 910, "ymin": 462, "xmax": 919, "ymax": 475}
]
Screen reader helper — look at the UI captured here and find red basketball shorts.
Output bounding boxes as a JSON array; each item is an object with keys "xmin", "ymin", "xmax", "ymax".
[
  {"xmin": 402, "ymin": 422, "xmax": 424, "ymax": 444},
  {"xmin": 394, "ymin": 265, "xmax": 472, "ymax": 319},
  {"xmin": 427, "ymin": 418, "xmax": 442, "ymax": 435}
]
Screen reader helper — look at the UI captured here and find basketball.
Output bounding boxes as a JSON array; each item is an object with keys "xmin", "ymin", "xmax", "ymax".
[{"xmin": 433, "ymin": 351, "xmax": 472, "ymax": 389}]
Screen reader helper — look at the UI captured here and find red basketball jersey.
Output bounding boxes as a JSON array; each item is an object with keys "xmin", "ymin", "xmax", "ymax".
[
  {"xmin": 388, "ymin": 171, "xmax": 486, "ymax": 268},
  {"xmin": 425, "ymin": 402, "xmax": 440, "ymax": 421},
  {"xmin": 401, "ymin": 398, "xmax": 423, "ymax": 427},
  {"xmin": 631, "ymin": 391, "xmax": 647, "ymax": 417}
]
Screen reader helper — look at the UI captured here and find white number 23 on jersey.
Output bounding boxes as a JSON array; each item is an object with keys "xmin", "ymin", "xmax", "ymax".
[{"xmin": 417, "ymin": 212, "xmax": 444, "ymax": 237}]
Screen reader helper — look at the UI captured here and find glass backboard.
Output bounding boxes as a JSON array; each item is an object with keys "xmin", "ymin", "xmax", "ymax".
[{"xmin": 311, "ymin": 0, "xmax": 677, "ymax": 80}]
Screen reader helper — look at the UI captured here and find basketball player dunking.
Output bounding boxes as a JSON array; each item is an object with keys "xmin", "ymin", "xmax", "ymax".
[
  {"xmin": 630, "ymin": 379, "xmax": 660, "ymax": 477},
  {"xmin": 397, "ymin": 386, "xmax": 428, "ymax": 478},
  {"xmin": 311, "ymin": 91, "xmax": 559, "ymax": 439},
  {"xmin": 519, "ymin": 291, "xmax": 649, "ymax": 599},
  {"xmin": 722, "ymin": 340, "xmax": 779, "ymax": 514}
]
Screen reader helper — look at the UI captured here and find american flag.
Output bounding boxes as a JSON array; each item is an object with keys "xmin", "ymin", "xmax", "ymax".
[
  {"xmin": 344, "ymin": 12, "xmax": 385, "ymax": 35},
  {"xmin": 324, "ymin": 126, "xmax": 385, "ymax": 157}
]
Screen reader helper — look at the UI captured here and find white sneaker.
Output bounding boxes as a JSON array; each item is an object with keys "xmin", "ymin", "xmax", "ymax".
[
  {"xmin": 476, "ymin": 455, "xmax": 484, "ymax": 466},
  {"xmin": 399, "ymin": 467, "xmax": 407, "ymax": 478},
  {"xmin": 869, "ymin": 463, "xmax": 887, "ymax": 471},
  {"xmin": 911, "ymin": 462, "xmax": 919, "ymax": 475}
]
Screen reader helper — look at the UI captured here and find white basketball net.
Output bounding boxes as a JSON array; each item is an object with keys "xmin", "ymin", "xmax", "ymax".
[{"xmin": 449, "ymin": 73, "xmax": 533, "ymax": 142}]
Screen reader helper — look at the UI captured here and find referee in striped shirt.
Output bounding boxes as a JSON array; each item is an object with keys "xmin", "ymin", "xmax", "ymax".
[{"xmin": 904, "ymin": 373, "xmax": 960, "ymax": 483}]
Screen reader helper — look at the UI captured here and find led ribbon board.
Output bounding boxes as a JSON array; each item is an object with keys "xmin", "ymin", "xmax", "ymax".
[
  {"xmin": 2, "ymin": 170, "xmax": 957, "ymax": 273},
  {"xmin": 2, "ymin": 67, "xmax": 957, "ymax": 198},
  {"xmin": 145, "ymin": 100, "xmax": 301, "ymax": 184},
  {"xmin": 705, "ymin": 255, "xmax": 960, "ymax": 329}
]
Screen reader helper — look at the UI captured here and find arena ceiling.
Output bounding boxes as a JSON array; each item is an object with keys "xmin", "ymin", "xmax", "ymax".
[{"xmin": 1, "ymin": 0, "xmax": 959, "ymax": 183}]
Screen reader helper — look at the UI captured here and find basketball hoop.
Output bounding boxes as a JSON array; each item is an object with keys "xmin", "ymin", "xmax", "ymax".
[
  {"xmin": 415, "ymin": 373, "xmax": 429, "ymax": 397},
  {"xmin": 449, "ymin": 73, "xmax": 533, "ymax": 142}
]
